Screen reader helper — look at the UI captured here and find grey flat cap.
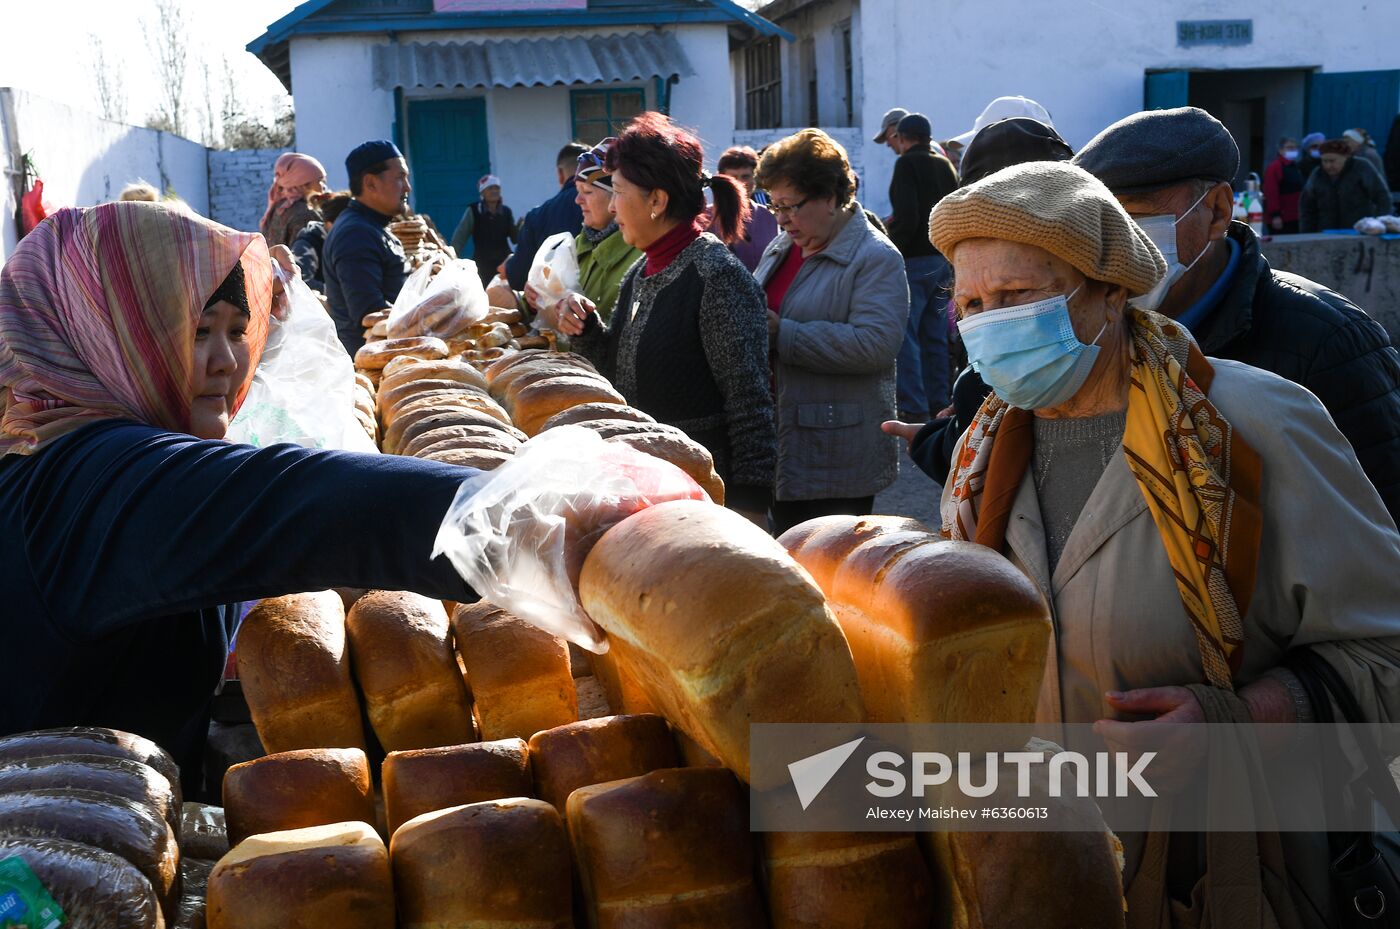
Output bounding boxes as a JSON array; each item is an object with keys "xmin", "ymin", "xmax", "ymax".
[
  {"xmin": 1072, "ymin": 106, "xmax": 1240, "ymax": 194},
  {"xmin": 874, "ymin": 107, "xmax": 909, "ymax": 143}
]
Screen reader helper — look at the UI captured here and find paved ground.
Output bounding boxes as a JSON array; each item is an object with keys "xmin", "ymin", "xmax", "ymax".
[{"xmin": 872, "ymin": 455, "xmax": 942, "ymax": 526}]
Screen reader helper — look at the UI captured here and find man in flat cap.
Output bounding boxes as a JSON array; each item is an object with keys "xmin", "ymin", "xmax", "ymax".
[
  {"xmin": 323, "ymin": 139, "xmax": 413, "ymax": 354},
  {"xmin": 1075, "ymin": 106, "xmax": 1400, "ymax": 521}
]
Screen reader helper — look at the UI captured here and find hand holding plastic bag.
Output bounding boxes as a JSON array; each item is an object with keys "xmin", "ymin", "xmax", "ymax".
[
  {"xmin": 433, "ymin": 426, "xmax": 706, "ymax": 652},
  {"xmin": 227, "ymin": 266, "xmax": 378, "ymax": 452},
  {"xmin": 388, "ymin": 258, "xmax": 489, "ymax": 338},
  {"xmin": 525, "ymin": 232, "xmax": 580, "ymax": 314}
]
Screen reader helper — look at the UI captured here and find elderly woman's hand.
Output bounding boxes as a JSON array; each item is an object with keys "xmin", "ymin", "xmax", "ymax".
[
  {"xmin": 1094, "ymin": 686, "xmax": 1206, "ymax": 796},
  {"xmin": 881, "ymin": 420, "xmax": 924, "ymax": 452},
  {"xmin": 550, "ymin": 293, "xmax": 596, "ymax": 337}
]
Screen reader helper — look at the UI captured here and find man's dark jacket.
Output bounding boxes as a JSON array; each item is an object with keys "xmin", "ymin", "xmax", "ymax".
[
  {"xmin": 887, "ymin": 143, "xmax": 958, "ymax": 259},
  {"xmin": 914, "ymin": 222, "xmax": 1400, "ymax": 523},
  {"xmin": 504, "ymin": 179, "xmax": 584, "ymax": 290}
]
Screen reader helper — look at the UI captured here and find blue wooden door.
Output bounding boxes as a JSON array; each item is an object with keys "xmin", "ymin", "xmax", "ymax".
[
  {"xmin": 1145, "ymin": 71, "xmax": 1190, "ymax": 110},
  {"xmin": 406, "ymin": 98, "xmax": 491, "ymax": 252},
  {"xmin": 1307, "ymin": 70, "xmax": 1400, "ymax": 155}
]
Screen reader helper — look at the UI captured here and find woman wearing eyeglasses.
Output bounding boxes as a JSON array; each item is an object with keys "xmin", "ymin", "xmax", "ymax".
[
  {"xmin": 554, "ymin": 113, "xmax": 776, "ymax": 525},
  {"xmin": 751, "ymin": 129, "xmax": 909, "ymax": 534}
]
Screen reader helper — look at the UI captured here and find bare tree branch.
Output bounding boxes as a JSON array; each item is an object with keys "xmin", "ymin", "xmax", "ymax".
[
  {"xmin": 88, "ymin": 34, "xmax": 126, "ymax": 123},
  {"xmin": 143, "ymin": 0, "xmax": 189, "ymax": 137}
]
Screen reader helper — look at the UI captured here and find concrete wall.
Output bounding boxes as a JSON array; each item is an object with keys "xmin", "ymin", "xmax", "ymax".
[
  {"xmin": 733, "ymin": 125, "xmax": 868, "ymax": 199},
  {"xmin": 1, "ymin": 88, "xmax": 209, "ymax": 261},
  {"xmin": 1263, "ymin": 233, "xmax": 1400, "ymax": 343},
  {"xmin": 850, "ymin": 0, "xmax": 1400, "ymax": 216},
  {"xmin": 208, "ymin": 148, "xmax": 293, "ymax": 234},
  {"xmin": 288, "ymin": 23, "xmax": 736, "ymax": 222}
]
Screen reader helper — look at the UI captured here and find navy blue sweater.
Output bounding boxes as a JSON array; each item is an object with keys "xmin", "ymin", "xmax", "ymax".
[
  {"xmin": 1, "ymin": 421, "xmax": 475, "ymax": 790},
  {"xmin": 323, "ymin": 200, "xmax": 409, "ymax": 354},
  {"xmin": 504, "ymin": 180, "xmax": 583, "ymax": 291}
]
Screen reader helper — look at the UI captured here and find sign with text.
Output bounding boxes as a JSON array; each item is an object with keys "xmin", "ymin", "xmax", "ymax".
[
  {"xmin": 434, "ymin": 0, "xmax": 587, "ymax": 11},
  {"xmin": 1177, "ymin": 19, "xmax": 1253, "ymax": 47}
]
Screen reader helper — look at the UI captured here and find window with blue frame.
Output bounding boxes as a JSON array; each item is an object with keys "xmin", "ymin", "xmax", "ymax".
[{"xmin": 571, "ymin": 88, "xmax": 646, "ymax": 145}]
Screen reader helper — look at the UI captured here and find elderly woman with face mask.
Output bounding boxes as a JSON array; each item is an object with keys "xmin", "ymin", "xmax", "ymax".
[
  {"xmin": 750, "ymin": 129, "xmax": 908, "ymax": 533},
  {"xmin": 929, "ymin": 161, "xmax": 1400, "ymax": 926},
  {"xmin": 0, "ymin": 202, "xmax": 481, "ymax": 794}
]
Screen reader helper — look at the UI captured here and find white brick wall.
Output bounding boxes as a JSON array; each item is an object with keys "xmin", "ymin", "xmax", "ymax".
[{"xmin": 208, "ymin": 148, "xmax": 292, "ymax": 234}]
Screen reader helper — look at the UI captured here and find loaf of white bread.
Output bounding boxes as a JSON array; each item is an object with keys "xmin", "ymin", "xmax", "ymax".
[
  {"xmin": 345, "ymin": 591, "xmax": 476, "ymax": 751},
  {"xmin": 236, "ymin": 592, "xmax": 367, "ymax": 753},
  {"xmin": 568, "ymin": 767, "xmax": 766, "ymax": 928},
  {"xmin": 206, "ymin": 821, "xmax": 395, "ymax": 929},
  {"xmin": 578, "ymin": 501, "xmax": 865, "ymax": 788},
  {"xmin": 382, "ymin": 738, "xmax": 533, "ymax": 837},
  {"xmin": 762, "ymin": 831, "xmax": 933, "ymax": 929},
  {"xmin": 527, "ymin": 714, "xmax": 678, "ymax": 812},
  {"xmin": 779, "ymin": 515, "xmax": 1051, "ymax": 727},
  {"xmin": 222, "ymin": 747, "xmax": 375, "ymax": 845},
  {"xmin": 390, "ymin": 798, "xmax": 573, "ymax": 928},
  {"xmin": 451, "ymin": 601, "xmax": 578, "ymax": 741},
  {"xmin": 922, "ymin": 739, "xmax": 1126, "ymax": 929}
]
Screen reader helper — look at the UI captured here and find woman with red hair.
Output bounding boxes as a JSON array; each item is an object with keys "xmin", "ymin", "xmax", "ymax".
[{"xmin": 560, "ymin": 113, "xmax": 776, "ymax": 523}]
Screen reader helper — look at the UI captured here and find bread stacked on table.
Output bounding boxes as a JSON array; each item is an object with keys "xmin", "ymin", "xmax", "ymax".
[
  {"xmin": 375, "ymin": 355, "xmax": 523, "ymax": 470},
  {"xmin": 217, "ymin": 448, "xmax": 1123, "ymax": 926},
  {"xmin": 0, "ymin": 726, "xmax": 231, "ymax": 929}
]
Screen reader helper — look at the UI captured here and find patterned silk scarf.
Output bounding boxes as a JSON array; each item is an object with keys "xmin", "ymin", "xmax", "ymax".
[
  {"xmin": 943, "ymin": 308, "xmax": 1262, "ymax": 689},
  {"xmin": 0, "ymin": 201, "xmax": 272, "ymax": 457}
]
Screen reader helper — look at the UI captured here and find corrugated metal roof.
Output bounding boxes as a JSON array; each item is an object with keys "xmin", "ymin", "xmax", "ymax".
[{"xmin": 372, "ymin": 32, "xmax": 696, "ymax": 90}]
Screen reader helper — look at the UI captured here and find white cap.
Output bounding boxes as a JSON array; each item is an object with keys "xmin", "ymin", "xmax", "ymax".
[
  {"xmin": 950, "ymin": 96, "xmax": 1053, "ymax": 147},
  {"xmin": 478, "ymin": 174, "xmax": 502, "ymax": 193}
]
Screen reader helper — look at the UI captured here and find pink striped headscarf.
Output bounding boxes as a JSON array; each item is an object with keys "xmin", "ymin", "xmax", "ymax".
[
  {"xmin": 0, "ymin": 201, "xmax": 272, "ymax": 456},
  {"xmin": 260, "ymin": 152, "xmax": 327, "ymax": 232}
]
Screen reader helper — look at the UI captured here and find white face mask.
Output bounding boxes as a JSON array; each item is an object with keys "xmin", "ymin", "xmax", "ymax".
[{"xmin": 1128, "ymin": 188, "xmax": 1212, "ymax": 312}]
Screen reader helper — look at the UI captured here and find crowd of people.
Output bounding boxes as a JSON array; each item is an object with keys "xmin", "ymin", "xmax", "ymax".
[
  {"xmin": 3, "ymin": 91, "xmax": 1400, "ymax": 928},
  {"xmin": 1264, "ymin": 126, "xmax": 1397, "ymax": 233}
]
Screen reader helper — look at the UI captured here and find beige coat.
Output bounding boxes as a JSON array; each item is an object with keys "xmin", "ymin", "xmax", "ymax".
[{"xmin": 941, "ymin": 358, "xmax": 1400, "ymax": 919}]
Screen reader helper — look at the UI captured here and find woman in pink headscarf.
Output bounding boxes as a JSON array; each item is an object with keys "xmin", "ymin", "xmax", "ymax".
[
  {"xmin": 0, "ymin": 201, "xmax": 480, "ymax": 793},
  {"xmin": 260, "ymin": 152, "xmax": 327, "ymax": 247}
]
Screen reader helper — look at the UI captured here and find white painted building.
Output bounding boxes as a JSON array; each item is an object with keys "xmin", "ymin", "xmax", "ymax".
[
  {"xmin": 733, "ymin": 0, "xmax": 1400, "ymax": 216},
  {"xmin": 249, "ymin": 0, "xmax": 787, "ymax": 241}
]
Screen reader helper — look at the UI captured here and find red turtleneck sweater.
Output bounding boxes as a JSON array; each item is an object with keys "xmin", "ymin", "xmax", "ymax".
[{"xmin": 642, "ymin": 220, "xmax": 703, "ymax": 276}]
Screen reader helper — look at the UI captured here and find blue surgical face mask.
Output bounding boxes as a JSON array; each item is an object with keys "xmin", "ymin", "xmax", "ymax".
[
  {"xmin": 957, "ymin": 284, "xmax": 1108, "ymax": 410},
  {"xmin": 1127, "ymin": 187, "xmax": 1212, "ymax": 312}
]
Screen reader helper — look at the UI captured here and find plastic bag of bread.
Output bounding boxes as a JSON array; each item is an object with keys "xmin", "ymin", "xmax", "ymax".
[
  {"xmin": 525, "ymin": 232, "xmax": 579, "ymax": 313},
  {"xmin": 227, "ymin": 264, "xmax": 378, "ymax": 454},
  {"xmin": 434, "ymin": 426, "xmax": 706, "ymax": 652},
  {"xmin": 388, "ymin": 258, "xmax": 488, "ymax": 339}
]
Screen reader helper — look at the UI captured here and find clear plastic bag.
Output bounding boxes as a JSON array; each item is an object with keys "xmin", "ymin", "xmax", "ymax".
[
  {"xmin": 526, "ymin": 232, "xmax": 580, "ymax": 314},
  {"xmin": 388, "ymin": 258, "xmax": 488, "ymax": 339},
  {"xmin": 433, "ymin": 426, "xmax": 706, "ymax": 652},
  {"xmin": 227, "ymin": 267, "xmax": 378, "ymax": 453}
]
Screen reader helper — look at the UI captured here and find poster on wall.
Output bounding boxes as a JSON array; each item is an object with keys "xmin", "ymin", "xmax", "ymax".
[{"xmin": 434, "ymin": 0, "xmax": 587, "ymax": 10}]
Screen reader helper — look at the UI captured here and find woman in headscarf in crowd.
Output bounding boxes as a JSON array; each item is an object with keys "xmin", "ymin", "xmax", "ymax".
[
  {"xmin": 260, "ymin": 152, "xmax": 328, "ymax": 247},
  {"xmin": 519, "ymin": 138, "xmax": 641, "ymax": 329},
  {"xmin": 0, "ymin": 202, "xmax": 482, "ymax": 795},
  {"xmin": 556, "ymin": 113, "xmax": 776, "ymax": 524},
  {"xmin": 927, "ymin": 160, "xmax": 1400, "ymax": 925},
  {"xmin": 750, "ymin": 129, "xmax": 908, "ymax": 533}
]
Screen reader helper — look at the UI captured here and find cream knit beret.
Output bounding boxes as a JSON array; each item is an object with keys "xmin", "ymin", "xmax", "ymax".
[{"xmin": 928, "ymin": 160, "xmax": 1166, "ymax": 296}]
